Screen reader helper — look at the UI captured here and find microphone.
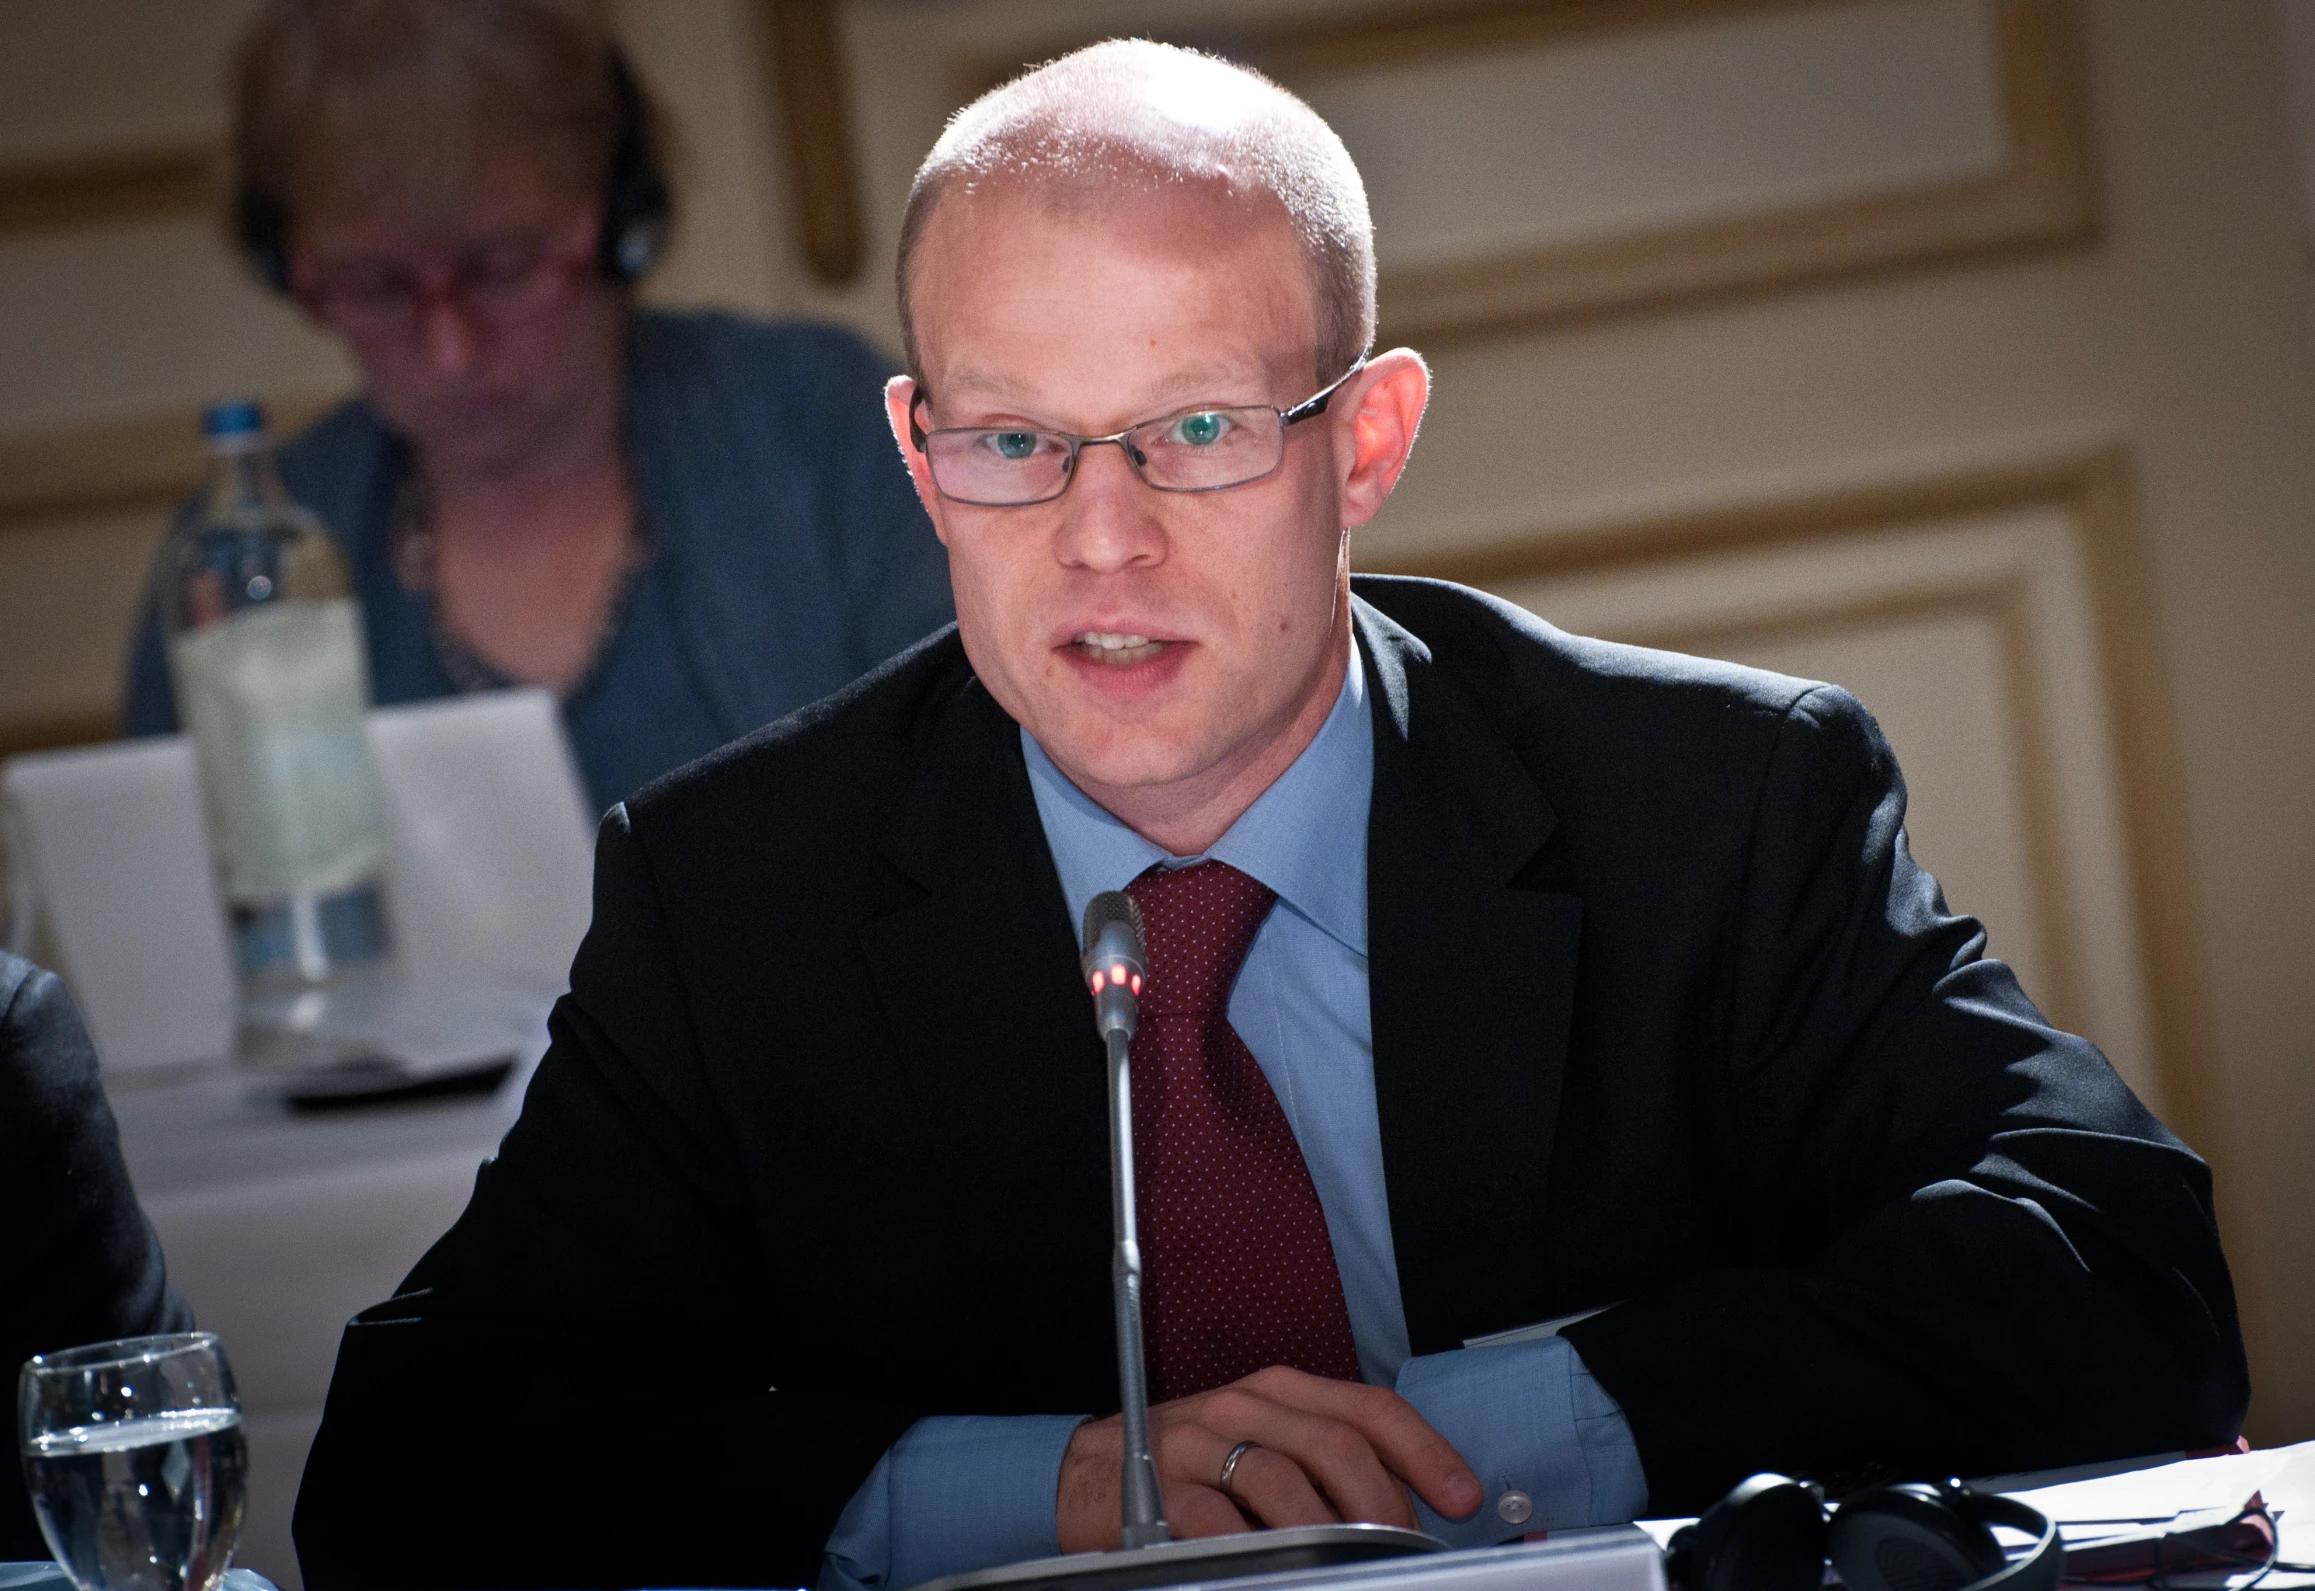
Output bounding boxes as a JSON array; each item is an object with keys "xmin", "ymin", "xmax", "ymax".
[
  {"xmin": 1080, "ymin": 891, "xmax": 1167, "ymax": 1549},
  {"xmin": 1082, "ymin": 891, "xmax": 1147, "ymax": 1041}
]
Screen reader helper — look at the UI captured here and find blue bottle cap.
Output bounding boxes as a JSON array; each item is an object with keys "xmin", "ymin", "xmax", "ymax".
[{"xmin": 201, "ymin": 400, "xmax": 266, "ymax": 440}]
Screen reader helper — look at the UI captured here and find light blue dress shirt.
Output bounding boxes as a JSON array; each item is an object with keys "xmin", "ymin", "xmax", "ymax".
[{"xmin": 818, "ymin": 642, "xmax": 1647, "ymax": 1591}]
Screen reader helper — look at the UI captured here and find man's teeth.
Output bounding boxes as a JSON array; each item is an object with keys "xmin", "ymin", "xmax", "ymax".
[{"xmin": 1075, "ymin": 632, "xmax": 1166, "ymax": 662}]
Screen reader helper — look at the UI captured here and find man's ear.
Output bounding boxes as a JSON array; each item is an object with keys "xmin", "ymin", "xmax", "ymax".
[
  {"xmin": 1336, "ymin": 348, "xmax": 1430, "ymax": 533},
  {"xmin": 884, "ymin": 374, "xmax": 949, "ymax": 540}
]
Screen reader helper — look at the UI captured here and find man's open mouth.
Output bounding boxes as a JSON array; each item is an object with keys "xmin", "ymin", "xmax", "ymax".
[{"xmin": 1073, "ymin": 631, "xmax": 1169, "ymax": 666}]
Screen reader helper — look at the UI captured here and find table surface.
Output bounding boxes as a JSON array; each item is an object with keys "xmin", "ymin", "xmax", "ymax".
[
  {"xmin": 100, "ymin": 1040, "xmax": 549, "ymax": 1591},
  {"xmin": 1642, "ymin": 1441, "xmax": 2315, "ymax": 1590},
  {"xmin": 8, "ymin": 1441, "xmax": 2310, "ymax": 1591},
  {"xmin": 0, "ymin": 1571, "xmax": 280, "ymax": 1591},
  {"xmin": 109, "ymin": 1046, "xmax": 542, "ymax": 1199}
]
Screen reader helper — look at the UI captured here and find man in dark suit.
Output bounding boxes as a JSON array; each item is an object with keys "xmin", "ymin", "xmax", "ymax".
[
  {"xmin": 293, "ymin": 38, "xmax": 2246, "ymax": 1591},
  {"xmin": 1, "ymin": 951, "xmax": 194, "ymax": 1561}
]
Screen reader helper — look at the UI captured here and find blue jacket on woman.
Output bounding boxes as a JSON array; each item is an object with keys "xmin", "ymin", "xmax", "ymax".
[{"xmin": 125, "ymin": 309, "xmax": 955, "ymax": 814}]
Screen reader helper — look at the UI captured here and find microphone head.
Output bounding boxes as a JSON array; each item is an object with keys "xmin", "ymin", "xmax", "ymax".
[
  {"xmin": 1081, "ymin": 891, "xmax": 1145, "ymax": 965},
  {"xmin": 1081, "ymin": 891, "xmax": 1147, "ymax": 1036}
]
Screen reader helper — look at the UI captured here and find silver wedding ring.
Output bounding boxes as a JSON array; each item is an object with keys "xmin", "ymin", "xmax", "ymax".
[{"xmin": 1218, "ymin": 1439, "xmax": 1260, "ymax": 1494}]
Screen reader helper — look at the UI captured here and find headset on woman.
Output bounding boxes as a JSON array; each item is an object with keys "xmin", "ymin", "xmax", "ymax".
[{"xmin": 233, "ymin": 44, "xmax": 670, "ymax": 293}]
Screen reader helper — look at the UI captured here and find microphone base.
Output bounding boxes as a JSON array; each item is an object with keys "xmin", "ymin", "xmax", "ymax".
[{"xmin": 905, "ymin": 1523, "xmax": 1445, "ymax": 1591}]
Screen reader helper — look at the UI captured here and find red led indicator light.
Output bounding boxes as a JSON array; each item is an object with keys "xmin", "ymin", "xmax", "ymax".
[
  {"xmin": 1091, "ymin": 970, "xmax": 1106, "ymax": 993},
  {"xmin": 1130, "ymin": 973, "xmax": 1143, "ymax": 995}
]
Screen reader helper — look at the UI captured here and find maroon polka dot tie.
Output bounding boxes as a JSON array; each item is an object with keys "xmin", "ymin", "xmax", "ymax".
[{"xmin": 1126, "ymin": 860, "xmax": 1363, "ymax": 1402}]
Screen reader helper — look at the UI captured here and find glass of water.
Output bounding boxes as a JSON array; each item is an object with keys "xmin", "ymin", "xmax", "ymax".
[{"xmin": 17, "ymin": 1334, "xmax": 246, "ymax": 1591}]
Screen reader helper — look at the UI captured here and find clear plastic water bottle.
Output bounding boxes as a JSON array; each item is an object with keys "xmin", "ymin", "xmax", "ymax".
[{"xmin": 161, "ymin": 401, "xmax": 391, "ymax": 1008}]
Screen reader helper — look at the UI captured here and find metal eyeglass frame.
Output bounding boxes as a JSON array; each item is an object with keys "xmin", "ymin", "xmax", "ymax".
[{"xmin": 906, "ymin": 357, "xmax": 1370, "ymax": 507}]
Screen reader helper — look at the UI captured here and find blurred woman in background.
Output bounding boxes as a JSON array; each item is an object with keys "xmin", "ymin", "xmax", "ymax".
[{"xmin": 124, "ymin": 0, "xmax": 953, "ymax": 813}]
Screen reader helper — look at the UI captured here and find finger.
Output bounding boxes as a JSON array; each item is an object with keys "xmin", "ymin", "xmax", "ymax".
[
  {"xmin": 1238, "ymin": 1371, "xmax": 1482, "ymax": 1521},
  {"xmin": 1194, "ymin": 1384, "xmax": 1414, "ymax": 1529},
  {"xmin": 1220, "ymin": 1443, "xmax": 1342, "ymax": 1530},
  {"xmin": 1155, "ymin": 1420, "xmax": 1336, "ymax": 1530},
  {"xmin": 1165, "ymin": 1484, "xmax": 1256, "ymax": 1541}
]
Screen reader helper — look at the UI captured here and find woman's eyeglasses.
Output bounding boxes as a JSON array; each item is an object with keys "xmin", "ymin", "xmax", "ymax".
[{"xmin": 296, "ymin": 228, "xmax": 596, "ymax": 340}]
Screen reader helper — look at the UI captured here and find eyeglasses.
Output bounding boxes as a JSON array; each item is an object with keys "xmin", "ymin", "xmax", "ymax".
[
  {"xmin": 296, "ymin": 228, "xmax": 594, "ymax": 340},
  {"xmin": 907, "ymin": 359, "xmax": 1368, "ymax": 507}
]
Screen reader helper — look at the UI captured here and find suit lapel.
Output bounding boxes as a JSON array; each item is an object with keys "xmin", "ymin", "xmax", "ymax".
[
  {"xmin": 1358, "ymin": 601, "xmax": 1584, "ymax": 1355},
  {"xmin": 860, "ymin": 674, "xmax": 1107, "ymax": 1184},
  {"xmin": 857, "ymin": 679, "xmax": 1118, "ymax": 1404}
]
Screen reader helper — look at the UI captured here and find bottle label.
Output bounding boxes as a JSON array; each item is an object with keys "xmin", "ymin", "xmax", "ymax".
[{"xmin": 167, "ymin": 600, "xmax": 388, "ymax": 904}]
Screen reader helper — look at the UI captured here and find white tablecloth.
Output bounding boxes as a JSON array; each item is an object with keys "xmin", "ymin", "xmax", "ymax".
[{"xmin": 114, "ymin": 1051, "xmax": 542, "ymax": 1591}]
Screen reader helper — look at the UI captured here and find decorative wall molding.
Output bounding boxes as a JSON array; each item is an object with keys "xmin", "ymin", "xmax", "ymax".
[
  {"xmin": 1365, "ymin": 449, "xmax": 2216, "ymax": 1170},
  {"xmin": 1370, "ymin": 452, "xmax": 2114, "ymax": 586},
  {"xmin": 0, "ymin": 398, "xmax": 338, "ymax": 537},
  {"xmin": 0, "ymin": 411, "xmax": 218, "ymax": 536},
  {"xmin": 1622, "ymin": 573, "xmax": 2085, "ymax": 1039},
  {"xmin": 0, "ymin": 396, "xmax": 341, "ymax": 760},
  {"xmin": 0, "ymin": 707, "xmax": 118, "ymax": 763},
  {"xmin": 948, "ymin": 0, "xmax": 2096, "ymax": 341},
  {"xmin": 0, "ymin": 142, "xmax": 217, "ymax": 238},
  {"xmin": 757, "ymin": 0, "xmax": 867, "ymax": 286}
]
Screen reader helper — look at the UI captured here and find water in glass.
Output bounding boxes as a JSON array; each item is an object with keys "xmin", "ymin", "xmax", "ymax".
[{"xmin": 17, "ymin": 1335, "xmax": 246, "ymax": 1591}]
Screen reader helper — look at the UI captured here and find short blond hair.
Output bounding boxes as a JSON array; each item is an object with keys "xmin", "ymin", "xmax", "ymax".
[
  {"xmin": 232, "ymin": 0, "xmax": 644, "ymax": 224},
  {"xmin": 897, "ymin": 40, "xmax": 1375, "ymax": 386}
]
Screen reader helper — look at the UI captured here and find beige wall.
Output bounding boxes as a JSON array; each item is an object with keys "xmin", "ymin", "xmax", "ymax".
[{"xmin": 1, "ymin": 0, "xmax": 2310, "ymax": 1455}]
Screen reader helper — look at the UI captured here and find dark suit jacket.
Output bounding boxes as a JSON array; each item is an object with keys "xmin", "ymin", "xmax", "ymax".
[
  {"xmin": 293, "ymin": 578, "xmax": 2246, "ymax": 1591},
  {"xmin": 1, "ymin": 952, "xmax": 193, "ymax": 1561}
]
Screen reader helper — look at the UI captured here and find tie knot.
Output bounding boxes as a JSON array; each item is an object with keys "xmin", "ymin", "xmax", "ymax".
[{"xmin": 1125, "ymin": 861, "xmax": 1278, "ymax": 1017}]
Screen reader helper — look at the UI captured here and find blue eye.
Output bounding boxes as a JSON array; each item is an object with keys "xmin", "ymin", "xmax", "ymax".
[
  {"xmin": 1173, "ymin": 412, "xmax": 1229, "ymax": 447},
  {"xmin": 988, "ymin": 431, "xmax": 1039, "ymax": 461}
]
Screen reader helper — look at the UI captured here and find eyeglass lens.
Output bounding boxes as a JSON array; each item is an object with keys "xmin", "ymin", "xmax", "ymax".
[
  {"xmin": 307, "ymin": 234, "xmax": 578, "ymax": 334},
  {"xmin": 925, "ymin": 406, "xmax": 1288, "ymax": 506}
]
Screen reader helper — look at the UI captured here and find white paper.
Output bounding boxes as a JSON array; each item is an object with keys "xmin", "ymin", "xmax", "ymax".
[
  {"xmin": 1998, "ymin": 1447, "xmax": 2304, "ymax": 1526},
  {"xmin": 2, "ymin": 687, "xmax": 594, "ymax": 1073}
]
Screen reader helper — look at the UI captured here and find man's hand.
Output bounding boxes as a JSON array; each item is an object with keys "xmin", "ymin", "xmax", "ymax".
[{"xmin": 1056, "ymin": 1366, "xmax": 1481, "ymax": 1551}]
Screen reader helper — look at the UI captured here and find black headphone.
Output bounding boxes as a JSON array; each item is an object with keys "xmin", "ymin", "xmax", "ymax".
[
  {"xmin": 235, "ymin": 44, "xmax": 671, "ymax": 294},
  {"xmin": 1668, "ymin": 1473, "xmax": 2063, "ymax": 1591}
]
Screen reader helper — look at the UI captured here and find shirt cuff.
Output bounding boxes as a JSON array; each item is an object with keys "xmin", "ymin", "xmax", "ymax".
[
  {"xmin": 1394, "ymin": 1336, "xmax": 1648, "ymax": 1548},
  {"xmin": 818, "ymin": 1414, "xmax": 1085, "ymax": 1591}
]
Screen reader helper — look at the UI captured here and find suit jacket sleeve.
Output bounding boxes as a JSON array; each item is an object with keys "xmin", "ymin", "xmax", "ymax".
[
  {"xmin": 0, "ymin": 956, "xmax": 193, "ymax": 1561},
  {"xmin": 292, "ymin": 807, "xmax": 925, "ymax": 1591},
  {"xmin": 1561, "ymin": 685, "xmax": 2247, "ymax": 1510}
]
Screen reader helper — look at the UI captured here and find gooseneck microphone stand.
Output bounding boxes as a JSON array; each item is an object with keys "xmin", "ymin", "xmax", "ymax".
[
  {"xmin": 1085, "ymin": 894, "xmax": 1170, "ymax": 1548},
  {"xmin": 905, "ymin": 892, "xmax": 1442, "ymax": 1591}
]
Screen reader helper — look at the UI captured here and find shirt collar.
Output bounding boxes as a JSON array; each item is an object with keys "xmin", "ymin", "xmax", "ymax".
[{"xmin": 1023, "ymin": 637, "xmax": 1373, "ymax": 957}]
